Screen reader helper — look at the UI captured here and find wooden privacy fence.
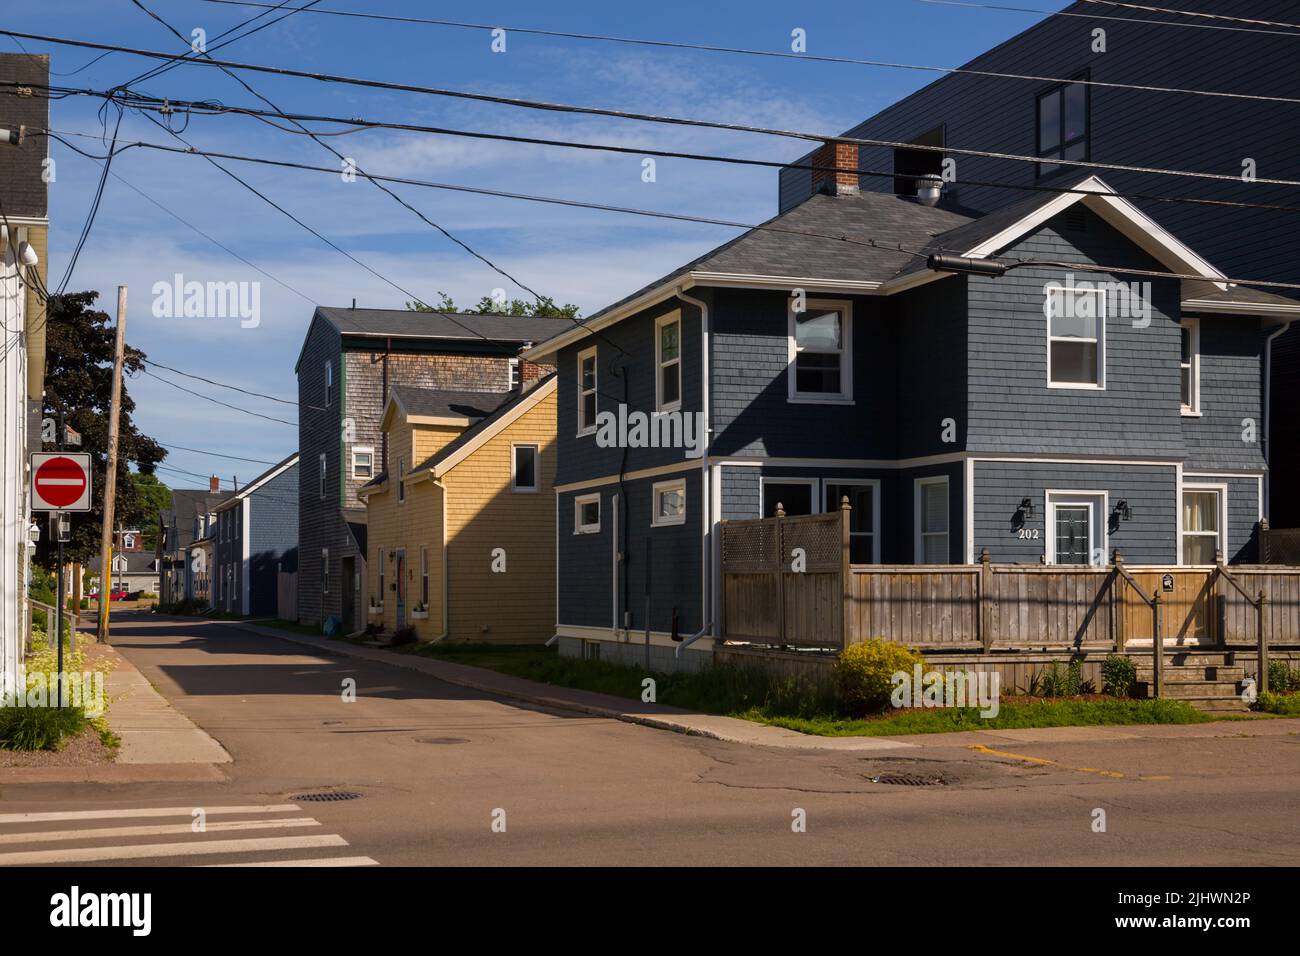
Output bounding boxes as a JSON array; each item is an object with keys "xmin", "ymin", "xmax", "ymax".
[{"xmin": 719, "ymin": 508, "xmax": 1300, "ymax": 686}]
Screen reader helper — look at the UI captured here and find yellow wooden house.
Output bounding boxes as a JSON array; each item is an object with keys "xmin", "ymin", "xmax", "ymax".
[{"xmin": 358, "ymin": 375, "xmax": 556, "ymax": 642}]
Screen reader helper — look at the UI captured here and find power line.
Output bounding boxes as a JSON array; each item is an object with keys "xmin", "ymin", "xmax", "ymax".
[
  {"xmin": 144, "ymin": 358, "xmax": 298, "ymax": 406},
  {"xmin": 139, "ymin": 368, "xmax": 298, "ymax": 426},
  {"xmin": 189, "ymin": 0, "xmax": 1300, "ymax": 104},
  {"xmin": 916, "ymin": 0, "xmax": 1300, "ymax": 38},
  {"xmin": 153, "ymin": 441, "xmax": 281, "ymax": 465},
  {"xmin": 1080, "ymin": 0, "xmax": 1300, "ymax": 30},
  {"xmin": 20, "ymin": 82, "xmax": 1300, "ymax": 216},
  {"xmin": 7, "ymin": 29, "xmax": 1300, "ymax": 188},
  {"xmin": 127, "ymin": 0, "xmax": 548, "ymax": 307},
  {"xmin": 38, "ymin": 128, "xmax": 1300, "ymax": 294}
]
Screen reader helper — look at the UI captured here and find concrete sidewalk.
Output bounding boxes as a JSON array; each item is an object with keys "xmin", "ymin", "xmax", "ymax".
[{"xmin": 97, "ymin": 641, "xmax": 232, "ymax": 766}]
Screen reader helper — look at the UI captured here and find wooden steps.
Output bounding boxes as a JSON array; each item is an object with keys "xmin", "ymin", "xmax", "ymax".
[{"xmin": 1131, "ymin": 649, "xmax": 1250, "ymax": 713}]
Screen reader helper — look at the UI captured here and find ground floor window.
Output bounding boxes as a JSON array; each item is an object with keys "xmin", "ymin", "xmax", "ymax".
[
  {"xmin": 1182, "ymin": 486, "xmax": 1225, "ymax": 565},
  {"xmin": 651, "ymin": 479, "xmax": 687, "ymax": 526},
  {"xmin": 1046, "ymin": 491, "xmax": 1106, "ymax": 566},
  {"xmin": 761, "ymin": 479, "xmax": 816, "ymax": 517},
  {"xmin": 825, "ymin": 481, "xmax": 879, "ymax": 564},
  {"xmin": 575, "ymin": 493, "xmax": 601, "ymax": 534},
  {"xmin": 914, "ymin": 477, "xmax": 950, "ymax": 564}
]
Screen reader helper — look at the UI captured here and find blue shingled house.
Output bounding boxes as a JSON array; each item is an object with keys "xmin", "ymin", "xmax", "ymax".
[
  {"xmin": 522, "ymin": 155, "xmax": 1298, "ymax": 669},
  {"xmin": 212, "ymin": 453, "xmax": 299, "ymax": 618}
]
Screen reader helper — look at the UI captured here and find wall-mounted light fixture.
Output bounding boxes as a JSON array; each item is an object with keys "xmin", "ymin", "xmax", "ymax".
[
  {"xmin": 1113, "ymin": 500, "xmax": 1133, "ymax": 522},
  {"xmin": 1018, "ymin": 497, "xmax": 1035, "ymax": 519}
]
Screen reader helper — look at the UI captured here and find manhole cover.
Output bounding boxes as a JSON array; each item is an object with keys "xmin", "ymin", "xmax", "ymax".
[
  {"xmin": 415, "ymin": 736, "xmax": 468, "ymax": 745},
  {"xmin": 869, "ymin": 773, "xmax": 948, "ymax": 787},
  {"xmin": 291, "ymin": 791, "xmax": 363, "ymax": 802}
]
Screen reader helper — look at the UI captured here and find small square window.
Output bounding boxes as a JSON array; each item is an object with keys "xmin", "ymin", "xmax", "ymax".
[
  {"xmin": 351, "ymin": 446, "xmax": 374, "ymax": 480},
  {"xmin": 651, "ymin": 479, "xmax": 686, "ymax": 527},
  {"xmin": 574, "ymin": 493, "xmax": 601, "ymax": 534}
]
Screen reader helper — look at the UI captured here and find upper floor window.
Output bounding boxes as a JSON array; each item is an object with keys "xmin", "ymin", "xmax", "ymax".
[
  {"xmin": 788, "ymin": 300, "xmax": 852, "ymax": 402},
  {"xmin": 319, "ymin": 453, "xmax": 327, "ymax": 500},
  {"xmin": 577, "ymin": 346, "xmax": 598, "ymax": 436},
  {"xmin": 512, "ymin": 444, "xmax": 539, "ymax": 492},
  {"xmin": 1046, "ymin": 286, "xmax": 1105, "ymax": 388},
  {"xmin": 352, "ymin": 446, "xmax": 374, "ymax": 480},
  {"xmin": 508, "ymin": 357, "xmax": 522, "ymax": 390},
  {"xmin": 1037, "ymin": 78, "xmax": 1088, "ymax": 177},
  {"xmin": 397, "ymin": 457, "xmax": 406, "ymax": 502},
  {"xmin": 324, "ymin": 360, "xmax": 334, "ymax": 405},
  {"xmin": 656, "ymin": 314, "xmax": 681, "ymax": 411},
  {"xmin": 1181, "ymin": 318, "xmax": 1200, "ymax": 415}
]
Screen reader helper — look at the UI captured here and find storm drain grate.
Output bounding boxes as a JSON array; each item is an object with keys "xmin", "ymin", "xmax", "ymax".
[
  {"xmin": 291, "ymin": 791, "xmax": 363, "ymax": 803},
  {"xmin": 869, "ymin": 773, "xmax": 948, "ymax": 787}
]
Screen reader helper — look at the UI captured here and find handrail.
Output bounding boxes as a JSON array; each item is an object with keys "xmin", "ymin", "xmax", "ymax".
[{"xmin": 1216, "ymin": 559, "xmax": 1269, "ymax": 694}]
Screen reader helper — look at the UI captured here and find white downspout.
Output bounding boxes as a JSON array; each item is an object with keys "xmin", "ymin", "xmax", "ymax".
[
  {"xmin": 675, "ymin": 286, "xmax": 713, "ymax": 644},
  {"xmin": 1263, "ymin": 317, "xmax": 1293, "ymax": 523}
]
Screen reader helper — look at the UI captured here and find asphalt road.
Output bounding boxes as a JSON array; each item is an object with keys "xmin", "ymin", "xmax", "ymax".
[{"xmin": 3, "ymin": 616, "xmax": 1299, "ymax": 866}]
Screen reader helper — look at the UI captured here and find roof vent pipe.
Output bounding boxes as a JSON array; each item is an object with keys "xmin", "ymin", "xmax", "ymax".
[{"xmin": 916, "ymin": 174, "xmax": 943, "ymax": 206}]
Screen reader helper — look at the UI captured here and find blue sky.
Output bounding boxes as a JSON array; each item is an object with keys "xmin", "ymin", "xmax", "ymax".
[{"xmin": 6, "ymin": 0, "xmax": 1069, "ymax": 489}]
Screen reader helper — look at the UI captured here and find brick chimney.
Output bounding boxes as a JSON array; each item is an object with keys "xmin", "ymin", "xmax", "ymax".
[
  {"xmin": 811, "ymin": 141, "xmax": 859, "ymax": 197},
  {"xmin": 209, "ymin": 475, "xmax": 220, "ymax": 493}
]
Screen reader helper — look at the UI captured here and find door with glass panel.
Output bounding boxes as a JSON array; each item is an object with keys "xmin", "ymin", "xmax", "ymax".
[{"xmin": 1053, "ymin": 504, "xmax": 1092, "ymax": 566}]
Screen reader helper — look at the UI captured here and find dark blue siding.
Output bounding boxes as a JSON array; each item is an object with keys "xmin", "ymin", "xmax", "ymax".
[{"xmin": 249, "ymin": 463, "xmax": 299, "ymax": 617}]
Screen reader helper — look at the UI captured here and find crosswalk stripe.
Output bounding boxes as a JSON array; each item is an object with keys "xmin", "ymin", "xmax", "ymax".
[
  {"xmin": 0, "ymin": 817, "xmax": 321, "ymax": 846},
  {"xmin": 0, "ymin": 834, "xmax": 348, "ymax": 866},
  {"xmin": 207, "ymin": 856, "xmax": 380, "ymax": 867},
  {"xmin": 0, "ymin": 805, "xmax": 301, "ymax": 824}
]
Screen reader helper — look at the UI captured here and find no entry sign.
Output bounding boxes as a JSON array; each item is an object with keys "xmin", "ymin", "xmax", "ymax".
[{"xmin": 30, "ymin": 453, "xmax": 92, "ymax": 512}]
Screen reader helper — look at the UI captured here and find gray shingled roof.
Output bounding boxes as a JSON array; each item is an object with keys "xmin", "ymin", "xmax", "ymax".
[
  {"xmin": 316, "ymin": 306, "xmax": 572, "ymax": 344},
  {"xmin": 390, "ymin": 384, "xmax": 509, "ymax": 421}
]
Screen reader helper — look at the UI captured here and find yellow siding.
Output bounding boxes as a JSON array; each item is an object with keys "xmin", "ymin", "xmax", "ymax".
[
  {"xmin": 443, "ymin": 389, "xmax": 556, "ymax": 643},
  {"xmin": 362, "ymin": 386, "xmax": 557, "ymax": 643},
  {"xmin": 363, "ymin": 423, "xmax": 444, "ymax": 639}
]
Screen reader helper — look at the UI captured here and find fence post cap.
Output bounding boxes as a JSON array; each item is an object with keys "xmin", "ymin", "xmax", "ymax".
[
  {"xmin": 1260, "ymin": 518, "xmax": 1270, "ymax": 531},
  {"xmin": 840, "ymin": 494, "xmax": 851, "ymax": 511},
  {"xmin": 1112, "ymin": 549, "xmax": 1123, "ymax": 564},
  {"xmin": 775, "ymin": 502, "xmax": 785, "ymax": 517},
  {"xmin": 980, "ymin": 547, "xmax": 990, "ymax": 563}
]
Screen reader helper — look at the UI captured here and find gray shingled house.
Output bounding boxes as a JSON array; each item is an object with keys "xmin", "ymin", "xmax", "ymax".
[
  {"xmin": 212, "ymin": 453, "xmax": 298, "ymax": 618},
  {"xmin": 294, "ymin": 306, "xmax": 568, "ymax": 631},
  {"xmin": 522, "ymin": 153, "xmax": 1296, "ymax": 671}
]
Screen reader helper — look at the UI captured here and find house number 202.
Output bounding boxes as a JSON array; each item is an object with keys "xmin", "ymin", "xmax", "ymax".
[{"xmin": 1017, "ymin": 528, "xmax": 1040, "ymax": 540}]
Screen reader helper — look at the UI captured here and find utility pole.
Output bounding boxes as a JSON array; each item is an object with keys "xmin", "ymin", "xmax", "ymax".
[{"xmin": 96, "ymin": 286, "xmax": 127, "ymax": 644}]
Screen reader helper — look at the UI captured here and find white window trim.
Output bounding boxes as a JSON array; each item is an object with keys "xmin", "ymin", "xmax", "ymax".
[
  {"xmin": 508, "ymin": 356, "xmax": 521, "ymax": 390},
  {"xmin": 378, "ymin": 547, "xmax": 386, "ymax": 601},
  {"xmin": 760, "ymin": 477, "xmax": 819, "ymax": 517},
  {"xmin": 651, "ymin": 478, "xmax": 687, "ymax": 527},
  {"xmin": 324, "ymin": 360, "xmax": 334, "ymax": 405},
  {"xmin": 397, "ymin": 456, "xmax": 406, "ymax": 503},
  {"xmin": 577, "ymin": 345, "xmax": 598, "ymax": 437},
  {"xmin": 1181, "ymin": 482, "xmax": 1228, "ymax": 567},
  {"xmin": 1044, "ymin": 489, "xmax": 1109, "ymax": 567},
  {"xmin": 1180, "ymin": 317, "xmax": 1201, "ymax": 416},
  {"xmin": 655, "ymin": 312, "xmax": 682, "ymax": 413},
  {"xmin": 511, "ymin": 443, "xmax": 540, "ymax": 493},
  {"xmin": 318, "ymin": 453, "xmax": 327, "ymax": 501},
  {"xmin": 351, "ymin": 445, "xmax": 375, "ymax": 480},
  {"xmin": 913, "ymin": 476, "xmax": 951, "ymax": 564},
  {"xmin": 574, "ymin": 492, "xmax": 601, "ymax": 534},
  {"xmin": 1046, "ymin": 286, "xmax": 1106, "ymax": 390},
  {"xmin": 788, "ymin": 298, "xmax": 854, "ymax": 404},
  {"xmin": 824, "ymin": 478, "xmax": 883, "ymax": 564}
]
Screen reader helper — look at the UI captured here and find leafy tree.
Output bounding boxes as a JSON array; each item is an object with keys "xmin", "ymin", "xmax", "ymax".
[
  {"xmin": 131, "ymin": 472, "xmax": 173, "ymax": 551},
  {"xmin": 407, "ymin": 291, "xmax": 580, "ymax": 319},
  {"xmin": 37, "ymin": 291, "xmax": 167, "ymax": 566}
]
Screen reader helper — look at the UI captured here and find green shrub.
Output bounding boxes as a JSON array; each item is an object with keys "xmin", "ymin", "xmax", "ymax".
[
  {"xmin": 835, "ymin": 640, "xmax": 925, "ymax": 715},
  {"xmin": 0, "ymin": 705, "xmax": 89, "ymax": 751},
  {"xmin": 1267, "ymin": 660, "xmax": 1300, "ymax": 693},
  {"xmin": 390, "ymin": 626, "xmax": 417, "ymax": 646},
  {"xmin": 1102, "ymin": 654, "xmax": 1137, "ymax": 697},
  {"xmin": 1256, "ymin": 691, "xmax": 1300, "ymax": 716}
]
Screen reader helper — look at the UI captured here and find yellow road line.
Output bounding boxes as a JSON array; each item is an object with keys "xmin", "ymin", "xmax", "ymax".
[{"xmin": 968, "ymin": 744, "xmax": 1170, "ymax": 780}]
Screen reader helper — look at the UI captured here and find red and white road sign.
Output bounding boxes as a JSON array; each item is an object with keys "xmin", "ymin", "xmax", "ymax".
[{"xmin": 30, "ymin": 453, "xmax": 93, "ymax": 512}]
